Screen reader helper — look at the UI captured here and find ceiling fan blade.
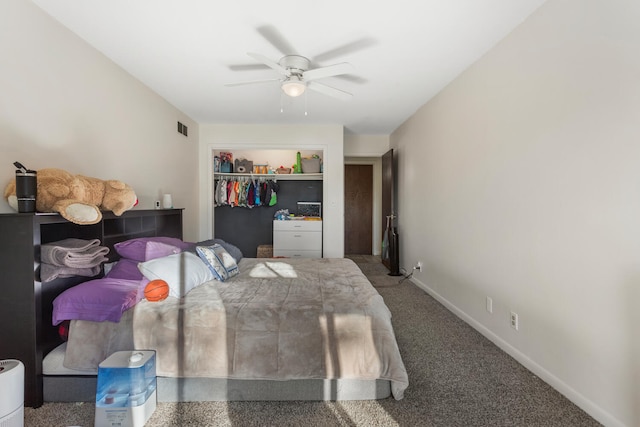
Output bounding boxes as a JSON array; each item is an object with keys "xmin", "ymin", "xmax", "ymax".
[
  {"xmin": 256, "ymin": 25, "xmax": 297, "ymax": 55},
  {"xmin": 312, "ymin": 37, "xmax": 377, "ymax": 62},
  {"xmin": 225, "ymin": 78, "xmax": 280, "ymax": 87},
  {"xmin": 334, "ymin": 74, "xmax": 368, "ymax": 84},
  {"xmin": 228, "ymin": 63, "xmax": 270, "ymax": 72},
  {"xmin": 303, "ymin": 62, "xmax": 354, "ymax": 81},
  {"xmin": 247, "ymin": 52, "xmax": 289, "ymax": 76},
  {"xmin": 307, "ymin": 81, "xmax": 352, "ymax": 101}
]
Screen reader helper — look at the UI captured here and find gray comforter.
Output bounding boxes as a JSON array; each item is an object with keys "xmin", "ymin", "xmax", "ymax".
[{"xmin": 64, "ymin": 258, "xmax": 409, "ymax": 399}]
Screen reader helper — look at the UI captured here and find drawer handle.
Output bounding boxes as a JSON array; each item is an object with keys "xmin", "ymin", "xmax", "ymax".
[{"xmin": 293, "ymin": 234, "xmax": 302, "ymax": 237}]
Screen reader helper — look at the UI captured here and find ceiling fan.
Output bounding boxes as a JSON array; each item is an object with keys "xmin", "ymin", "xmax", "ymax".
[{"xmin": 225, "ymin": 52, "xmax": 355, "ymax": 101}]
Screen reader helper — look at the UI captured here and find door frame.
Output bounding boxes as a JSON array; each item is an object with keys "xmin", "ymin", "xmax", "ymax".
[{"xmin": 344, "ymin": 157, "xmax": 382, "ymax": 255}]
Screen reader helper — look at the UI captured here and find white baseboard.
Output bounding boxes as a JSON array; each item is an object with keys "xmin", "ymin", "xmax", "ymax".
[{"xmin": 410, "ymin": 277, "xmax": 625, "ymax": 427}]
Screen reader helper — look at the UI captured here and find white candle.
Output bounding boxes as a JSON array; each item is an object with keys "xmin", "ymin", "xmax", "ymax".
[{"xmin": 162, "ymin": 194, "xmax": 173, "ymax": 209}]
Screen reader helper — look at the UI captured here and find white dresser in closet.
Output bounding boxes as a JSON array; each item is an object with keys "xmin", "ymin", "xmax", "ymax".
[{"xmin": 273, "ymin": 220, "xmax": 322, "ymax": 258}]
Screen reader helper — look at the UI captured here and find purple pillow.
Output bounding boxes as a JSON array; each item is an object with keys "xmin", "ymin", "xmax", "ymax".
[
  {"xmin": 105, "ymin": 258, "xmax": 144, "ymax": 280},
  {"xmin": 114, "ymin": 237, "xmax": 189, "ymax": 262},
  {"xmin": 52, "ymin": 277, "xmax": 146, "ymax": 325}
]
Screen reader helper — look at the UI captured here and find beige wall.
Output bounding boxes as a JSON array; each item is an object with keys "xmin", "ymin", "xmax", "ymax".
[
  {"xmin": 0, "ymin": 0, "xmax": 199, "ymax": 240},
  {"xmin": 344, "ymin": 134, "xmax": 389, "ymax": 157},
  {"xmin": 391, "ymin": 1, "xmax": 640, "ymax": 426}
]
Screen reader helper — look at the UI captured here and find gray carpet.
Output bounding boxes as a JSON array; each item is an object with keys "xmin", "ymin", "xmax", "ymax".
[{"xmin": 24, "ymin": 255, "xmax": 601, "ymax": 427}]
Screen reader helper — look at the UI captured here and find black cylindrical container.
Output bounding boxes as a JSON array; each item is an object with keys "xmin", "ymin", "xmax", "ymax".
[
  {"xmin": 388, "ymin": 227, "xmax": 402, "ymax": 276},
  {"xmin": 15, "ymin": 170, "xmax": 37, "ymax": 212}
]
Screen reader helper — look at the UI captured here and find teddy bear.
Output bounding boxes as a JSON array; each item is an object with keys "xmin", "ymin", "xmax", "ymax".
[{"xmin": 3, "ymin": 168, "xmax": 138, "ymax": 225}]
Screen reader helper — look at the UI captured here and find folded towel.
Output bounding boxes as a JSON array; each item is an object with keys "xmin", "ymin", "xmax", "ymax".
[
  {"xmin": 41, "ymin": 238, "xmax": 109, "ymax": 268},
  {"xmin": 40, "ymin": 263, "xmax": 101, "ymax": 283},
  {"xmin": 63, "ymin": 250, "xmax": 109, "ymax": 269}
]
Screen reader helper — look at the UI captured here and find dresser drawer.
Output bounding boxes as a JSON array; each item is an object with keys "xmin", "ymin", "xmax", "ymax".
[
  {"xmin": 273, "ymin": 249, "xmax": 322, "ymax": 258},
  {"xmin": 273, "ymin": 230, "xmax": 322, "ymax": 250},
  {"xmin": 273, "ymin": 220, "xmax": 322, "ymax": 258},
  {"xmin": 273, "ymin": 220, "xmax": 322, "ymax": 232}
]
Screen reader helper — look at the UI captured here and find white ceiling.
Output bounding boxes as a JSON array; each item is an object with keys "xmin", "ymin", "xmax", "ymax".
[{"xmin": 32, "ymin": 0, "xmax": 546, "ymax": 135}]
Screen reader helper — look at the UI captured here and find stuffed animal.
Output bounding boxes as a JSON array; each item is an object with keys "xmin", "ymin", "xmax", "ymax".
[{"xmin": 3, "ymin": 168, "xmax": 138, "ymax": 225}]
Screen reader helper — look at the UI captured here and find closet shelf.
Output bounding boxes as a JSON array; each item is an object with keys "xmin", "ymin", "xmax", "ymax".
[{"xmin": 214, "ymin": 173, "xmax": 323, "ymax": 181}]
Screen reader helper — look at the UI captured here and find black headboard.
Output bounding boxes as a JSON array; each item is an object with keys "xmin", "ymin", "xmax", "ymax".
[{"xmin": 0, "ymin": 208, "xmax": 183, "ymax": 407}]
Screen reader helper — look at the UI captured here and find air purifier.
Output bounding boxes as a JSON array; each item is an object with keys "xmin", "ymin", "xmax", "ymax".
[{"xmin": 0, "ymin": 359, "xmax": 24, "ymax": 427}]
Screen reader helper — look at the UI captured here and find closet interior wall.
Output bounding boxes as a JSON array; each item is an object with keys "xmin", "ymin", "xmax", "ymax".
[{"xmin": 214, "ymin": 180, "xmax": 323, "ymax": 257}]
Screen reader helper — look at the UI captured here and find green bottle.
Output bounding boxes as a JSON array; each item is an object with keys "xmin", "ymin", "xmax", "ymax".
[{"xmin": 295, "ymin": 151, "xmax": 302, "ymax": 173}]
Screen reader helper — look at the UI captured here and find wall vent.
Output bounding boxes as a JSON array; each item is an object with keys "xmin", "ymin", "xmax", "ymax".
[{"xmin": 177, "ymin": 121, "xmax": 188, "ymax": 137}]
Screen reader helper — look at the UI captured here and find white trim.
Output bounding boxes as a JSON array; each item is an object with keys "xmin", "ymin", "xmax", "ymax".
[
  {"xmin": 409, "ymin": 277, "xmax": 626, "ymax": 427},
  {"xmin": 344, "ymin": 151, "xmax": 386, "ymax": 157}
]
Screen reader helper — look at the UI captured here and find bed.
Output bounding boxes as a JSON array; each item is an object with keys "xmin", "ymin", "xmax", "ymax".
[{"xmin": 43, "ymin": 238, "xmax": 408, "ymax": 403}]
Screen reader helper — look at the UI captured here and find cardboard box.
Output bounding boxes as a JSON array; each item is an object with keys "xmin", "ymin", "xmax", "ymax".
[
  {"xmin": 257, "ymin": 244, "xmax": 273, "ymax": 258},
  {"xmin": 301, "ymin": 158, "xmax": 321, "ymax": 173}
]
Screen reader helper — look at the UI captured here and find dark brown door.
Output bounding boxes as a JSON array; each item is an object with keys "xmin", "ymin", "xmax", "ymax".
[{"xmin": 344, "ymin": 164, "xmax": 373, "ymax": 254}]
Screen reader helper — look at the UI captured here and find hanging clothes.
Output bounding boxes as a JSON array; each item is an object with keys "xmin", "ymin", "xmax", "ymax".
[
  {"xmin": 233, "ymin": 181, "xmax": 240, "ymax": 207},
  {"xmin": 247, "ymin": 181, "xmax": 255, "ymax": 208},
  {"xmin": 268, "ymin": 180, "xmax": 279, "ymax": 206},
  {"xmin": 219, "ymin": 178, "xmax": 227, "ymax": 206},
  {"xmin": 254, "ymin": 180, "xmax": 261, "ymax": 206},
  {"xmin": 213, "ymin": 176, "xmax": 280, "ymax": 209},
  {"xmin": 213, "ymin": 179, "xmax": 221, "ymax": 207},
  {"xmin": 227, "ymin": 180, "xmax": 236, "ymax": 207},
  {"xmin": 238, "ymin": 180, "xmax": 247, "ymax": 207},
  {"xmin": 260, "ymin": 181, "xmax": 268, "ymax": 206}
]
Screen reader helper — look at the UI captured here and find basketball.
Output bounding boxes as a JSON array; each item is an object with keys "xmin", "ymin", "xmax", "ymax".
[{"xmin": 144, "ymin": 279, "xmax": 169, "ymax": 302}]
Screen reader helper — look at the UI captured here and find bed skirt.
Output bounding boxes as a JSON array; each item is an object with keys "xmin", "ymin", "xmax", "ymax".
[
  {"xmin": 42, "ymin": 343, "xmax": 391, "ymax": 402},
  {"xmin": 43, "ymin": 376, "xmax": 391, "ymax": 402}
]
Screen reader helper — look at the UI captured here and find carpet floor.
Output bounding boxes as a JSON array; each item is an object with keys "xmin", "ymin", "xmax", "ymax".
[{"xmin": 24, "ymin": 255, "xmax": 601, "ymax": 426}]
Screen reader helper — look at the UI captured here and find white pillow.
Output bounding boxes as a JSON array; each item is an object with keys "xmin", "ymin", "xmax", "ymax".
[
  {"xmin": 138, "ymin": 252, "xmax": 213, "ymax": 298},
  {"xmin": 196, "ymin": 244, "xmax": 239, "ymax": 282}
]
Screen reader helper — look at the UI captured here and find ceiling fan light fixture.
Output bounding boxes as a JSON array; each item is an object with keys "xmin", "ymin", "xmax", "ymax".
[{"xmin": 281, "ymin": 76, "xmax": 306, "ymax": 97}]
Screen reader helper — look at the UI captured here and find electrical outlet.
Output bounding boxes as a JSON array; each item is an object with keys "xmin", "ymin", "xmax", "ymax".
[
  {"xmin": 510, "ymin": 311, "xmax": 519, "ymax": 330},
  {"xmin": 486, "ymin": 297, "xmax": 493, "ymax": 313},
  {"xmin": 413, "ymin": 261, "xmax": 422, "ymax": 272}
]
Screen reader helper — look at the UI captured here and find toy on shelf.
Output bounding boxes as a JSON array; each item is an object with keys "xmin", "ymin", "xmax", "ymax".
[{"xmin": 3, "ymin": 166, "xmax": 138, "ymax": 225}]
